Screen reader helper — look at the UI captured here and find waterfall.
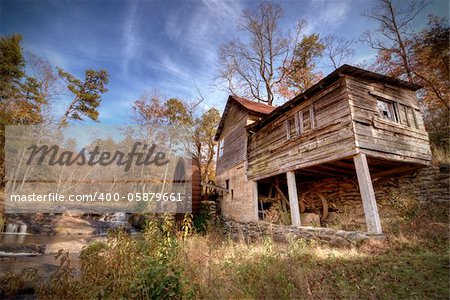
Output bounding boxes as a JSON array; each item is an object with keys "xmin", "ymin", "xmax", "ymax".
[
  {"xmin": 109, "ymin": 212, "xmax": 128, "ymax": 223},
  {"xmin": 5, "ymin": 223, "xmax": 18, "ymax": 233},
  {"xmin": 3, "ymin": 223, "xmax": 27, "ymax": 234},
  {"xmin": 18, "ymin": 224, "xmax": 28, "ymax": 234}
]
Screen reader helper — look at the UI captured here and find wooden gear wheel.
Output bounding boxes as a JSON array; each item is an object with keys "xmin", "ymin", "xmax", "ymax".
[{"xmin": 299, "ymin": 191, "xmax": 329, "ymax": 220}]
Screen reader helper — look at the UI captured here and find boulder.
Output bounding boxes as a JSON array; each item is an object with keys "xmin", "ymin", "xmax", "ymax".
[{"xmin": 53, "ymin": 215, "xmax": 96, "ymax": 235}]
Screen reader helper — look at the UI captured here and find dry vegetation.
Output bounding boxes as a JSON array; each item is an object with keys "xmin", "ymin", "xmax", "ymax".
[{"xmin": 0, "ymin": 196, "xmax": 448, "ymax": 299}]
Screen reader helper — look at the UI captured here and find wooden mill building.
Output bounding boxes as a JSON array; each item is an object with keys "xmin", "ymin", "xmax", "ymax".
[{"xmin": 214, "ymin": 65, "xmax": 431, "ymax": 234}]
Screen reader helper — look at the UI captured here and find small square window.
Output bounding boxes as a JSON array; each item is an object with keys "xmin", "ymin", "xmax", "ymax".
[{"xmin": 377, "ymin": 99, "xmax": 398, "ymax": 122}]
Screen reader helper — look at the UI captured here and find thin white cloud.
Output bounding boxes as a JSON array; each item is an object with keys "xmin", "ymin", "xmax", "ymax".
[
  {"xmin": 305, "ymin": 0, "xmax": 351, "ymax": 34},
  {"xmin": 122, "ymin": 0, "xmax": 139, "ymax": 75}
]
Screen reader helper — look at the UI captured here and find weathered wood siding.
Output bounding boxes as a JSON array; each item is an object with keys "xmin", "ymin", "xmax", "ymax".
[
  {"xmin": 216, "ymin": 104, "xmax": 249, "ymax": 175},
  {"xmin": 345, "ymin": 76, "xmax": 431, "ymax": 165},
  {"xmin": 247, "ymin": 78, "xmax": 357, "ymax": 180}
]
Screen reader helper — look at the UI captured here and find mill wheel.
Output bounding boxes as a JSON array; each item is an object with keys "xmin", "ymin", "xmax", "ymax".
[{"xmin": 300, "ymin": 191, "xmax": 329, "ymax": 220}]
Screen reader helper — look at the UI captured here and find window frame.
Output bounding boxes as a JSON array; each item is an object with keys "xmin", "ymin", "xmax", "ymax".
[
  {"xmin": 286, "ymin": 104, "xmax": 316, "ymax": 140},
  {"xmin": 376, "ymin": 98, "xmax": 398, "ymax": 123}
]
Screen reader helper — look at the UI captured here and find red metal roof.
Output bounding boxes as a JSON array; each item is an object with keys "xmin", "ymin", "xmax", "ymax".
[
  {"xmin": 214, "ymin": 95, "xmax": 276, "ymax": 141},
  {"xmin": 231, "ymin": 96, "xmax": 276, "ymax": 115}
]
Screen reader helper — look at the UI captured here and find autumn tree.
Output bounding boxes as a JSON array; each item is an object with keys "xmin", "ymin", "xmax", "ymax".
[
  {"xmin": 362, "ymin": 0, "xmax": 428, "ymax": 81},
  {"xmin": 164, "ymin": 98, "xmax": 194, "ymax": 127},
  {"xmin": 321, "ymin": 35, "xmax": 355, "ymax": 70},
  {"xmin": 27, "ymin": 53, "xmax": 61, "ymax": 108},
  {"xmin": 411, "ymin": 16, "xmax": 449, "ymax": 148},
  {"xmin": 132, "ymin": 91, "xmax": 166, "ymax": 126},
  {"xmin": 132, "ymin": 93, "xmax": 220, "ymax": 183},
  {"xmin": 278, "ymin": 34, "xmax": 324, "ymax": 99},
  {"xmin": 163, "ymin": 98, "xmax": 220, "ymax": 183},
  {"xmin": 218, "ymin": 2, "xmax": 305, "ymax": 105},
  {"xmin": 193, "ymin": 108, "xmax": 220, "ymax": 183},
  {"xmin": 58, "ymin": 68, "xmax": 109, "ymax": 125}
]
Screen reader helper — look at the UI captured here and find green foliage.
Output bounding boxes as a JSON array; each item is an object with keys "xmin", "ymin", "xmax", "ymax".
[
  {"xmin": 0, "ymin": 268, "xmax": 37, "ymax": 299},
  {"xmin": 164, "ymin": 98, "xmax": 193, "ymax": 126},
  {"xmin": 0, "ymin": 34, "xmax": 47, "ymax": 125},
  {"xmin": 0, "ymin": 34, "xmax": 26, "ymax": 99},
  {"xmin": 193, "ymin": 207, "xmax": 210, "ymax": 234},
  {"xmin": 37, "ymin": 216, "xmax": 188, "ymax": 299},
  {"xmin": 58, "ymin": 67, "xmax": 109, "ymax": 125},
  {"xmin": 181, "ymin": 213, "xmax": 194, "ymax": 240}
]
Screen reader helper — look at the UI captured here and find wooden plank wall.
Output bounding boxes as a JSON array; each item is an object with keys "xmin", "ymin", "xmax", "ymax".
[
  {"xmin": 247, "ymin": 78, "xmax": 357, "ymax": 180},
  {"xmin": 216, "ymin": 104, "xmax": 250, "ymax": 175},
  {"xmin": 345, "ymin": 76, "xmax": 431, "ymax": 165}
]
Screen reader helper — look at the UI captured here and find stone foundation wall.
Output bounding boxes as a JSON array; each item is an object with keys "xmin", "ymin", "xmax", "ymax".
[
  {"xmin": 223, "ymin": 219, "xmax": 384, "ymax": 247},
  {"xmin": 299, "ymin": 163, "xmax": 449, "ymax": 230}
]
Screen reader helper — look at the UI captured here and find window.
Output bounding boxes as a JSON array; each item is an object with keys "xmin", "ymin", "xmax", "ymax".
[
  {"xmin": 377, "ymin": 99, "xmax": 398, "ymax": 122},
  {"xmin": 298, "ymin": 105, "xmax": 315, "ymax": 134},
  {"xmin": 302, "ymin": 109, "xmax": 311, "ymax": 131},
  {"xmin": 286, "ymin": 105, "xmax": 316, "ymax": 140},
  {"xmin": 218, "ymin": 139, "xmax": 224, "ymax": 157},
  {"xmin": 225, "ymin": 179, "xmax": 229, "ymax": 190},
  {"xmin": 405, "ymin": 107, "xmax": 418, "ymax": 128},
  {"xmin": 376, "ymin": 98, "xmax": 418, "ymax": 128},
  {"xmin": 398, "ymin": 104, "xmax": 408, "ymax": 124},
  {"xmin": 286, "ymin": 116, "xmax": 297, "ymax": 139}
]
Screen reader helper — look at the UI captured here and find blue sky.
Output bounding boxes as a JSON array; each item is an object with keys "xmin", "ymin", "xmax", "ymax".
[{"xmin": 1, "ymin": 0, "xmax": 448, "ymax": 124}]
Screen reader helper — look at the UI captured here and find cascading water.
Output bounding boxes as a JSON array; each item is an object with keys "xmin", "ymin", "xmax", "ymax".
[
  {"xmin": 18, "ymin": 224, "xmax": 28, "ymax": 234},
  {"xmin": 109, "ymin": 212, "xmax": 128, "ymax": 223},
  {"xmin": 5, "ymin": 223, "xmax": 18, "ymax": 233},
  {"xmin": 3, "ymin": 223, "xmax": 28, "ymax": 234}
]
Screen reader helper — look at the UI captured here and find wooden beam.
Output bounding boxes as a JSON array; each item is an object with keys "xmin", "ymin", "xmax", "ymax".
[
  {"xmin": 286, "ymin": 171, "xmax": 301, "ymax": 227},
  {"xmin": 371, "ymin": 165, "xmax": 419, "ymax": 178},
  {"xmin": 332, "ymin": 160, "xmax": 355, "ymax": 170},
  {"xmin": 299, "ymin": 167, "xmax": 339, "ymax": 178},
  {"xmin": 253, "ymin": 181, "xmax": 259, "ymax": 221},
  {"xmin": 274, "ymin": 184, "xmax": 290, "ymax": 208},
  {"xmin": 353, "ymin": 153, "xmax": 382, "ymax": 234},
  {"xmin": 315, "ymin": 164, "xmax": 355, "ymax": 176},
  {"xmin": 201, "ymin": 182, "xmax": 229, "ymax": 193}
]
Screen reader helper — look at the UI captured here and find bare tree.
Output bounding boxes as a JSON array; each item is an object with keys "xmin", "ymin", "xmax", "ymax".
[
  {"xmin": 217, "ymin": 2, "xmax": 304, "ymax": 106},
  {"xmin": 362, "ymin": 0, "xmax": 429, "ymax": 81},
  {"xmin": 321, "ymin": 35, "xmax": 355, "ymax": 70}
]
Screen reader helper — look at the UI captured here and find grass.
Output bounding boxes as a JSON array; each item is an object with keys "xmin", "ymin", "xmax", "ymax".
[
  {"xmin": 432, "ymin": 145, "xmax": 450, "ymax": 164},
  {"xmin": 0, "ymin": 201, "xmax": 449, "ymax": 299}
]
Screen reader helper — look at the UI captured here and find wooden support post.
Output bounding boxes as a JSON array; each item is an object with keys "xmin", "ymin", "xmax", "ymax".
[
  {"xmin": 286, "ymin": 171, "xmax": 301, "ymax": 227},
  {"xmin": 353, "ymin": 153, "xmax": 382, "ymax": 234},
  {"xmin": 253, "ymin": 181, "xmax": 259, "ymax": 221}
]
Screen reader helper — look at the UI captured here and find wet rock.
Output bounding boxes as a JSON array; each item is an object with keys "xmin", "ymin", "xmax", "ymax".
[
  {"xmin": 45, "ymin": 239, "xmax": 90, "ymax": 254},
  {"xmin": 0, "ymin": 244, "xmax": 45, "ymax": 256},
  {"xmin": 53, "ymin": 215, "xmax": 96, "ymax": 235}
]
